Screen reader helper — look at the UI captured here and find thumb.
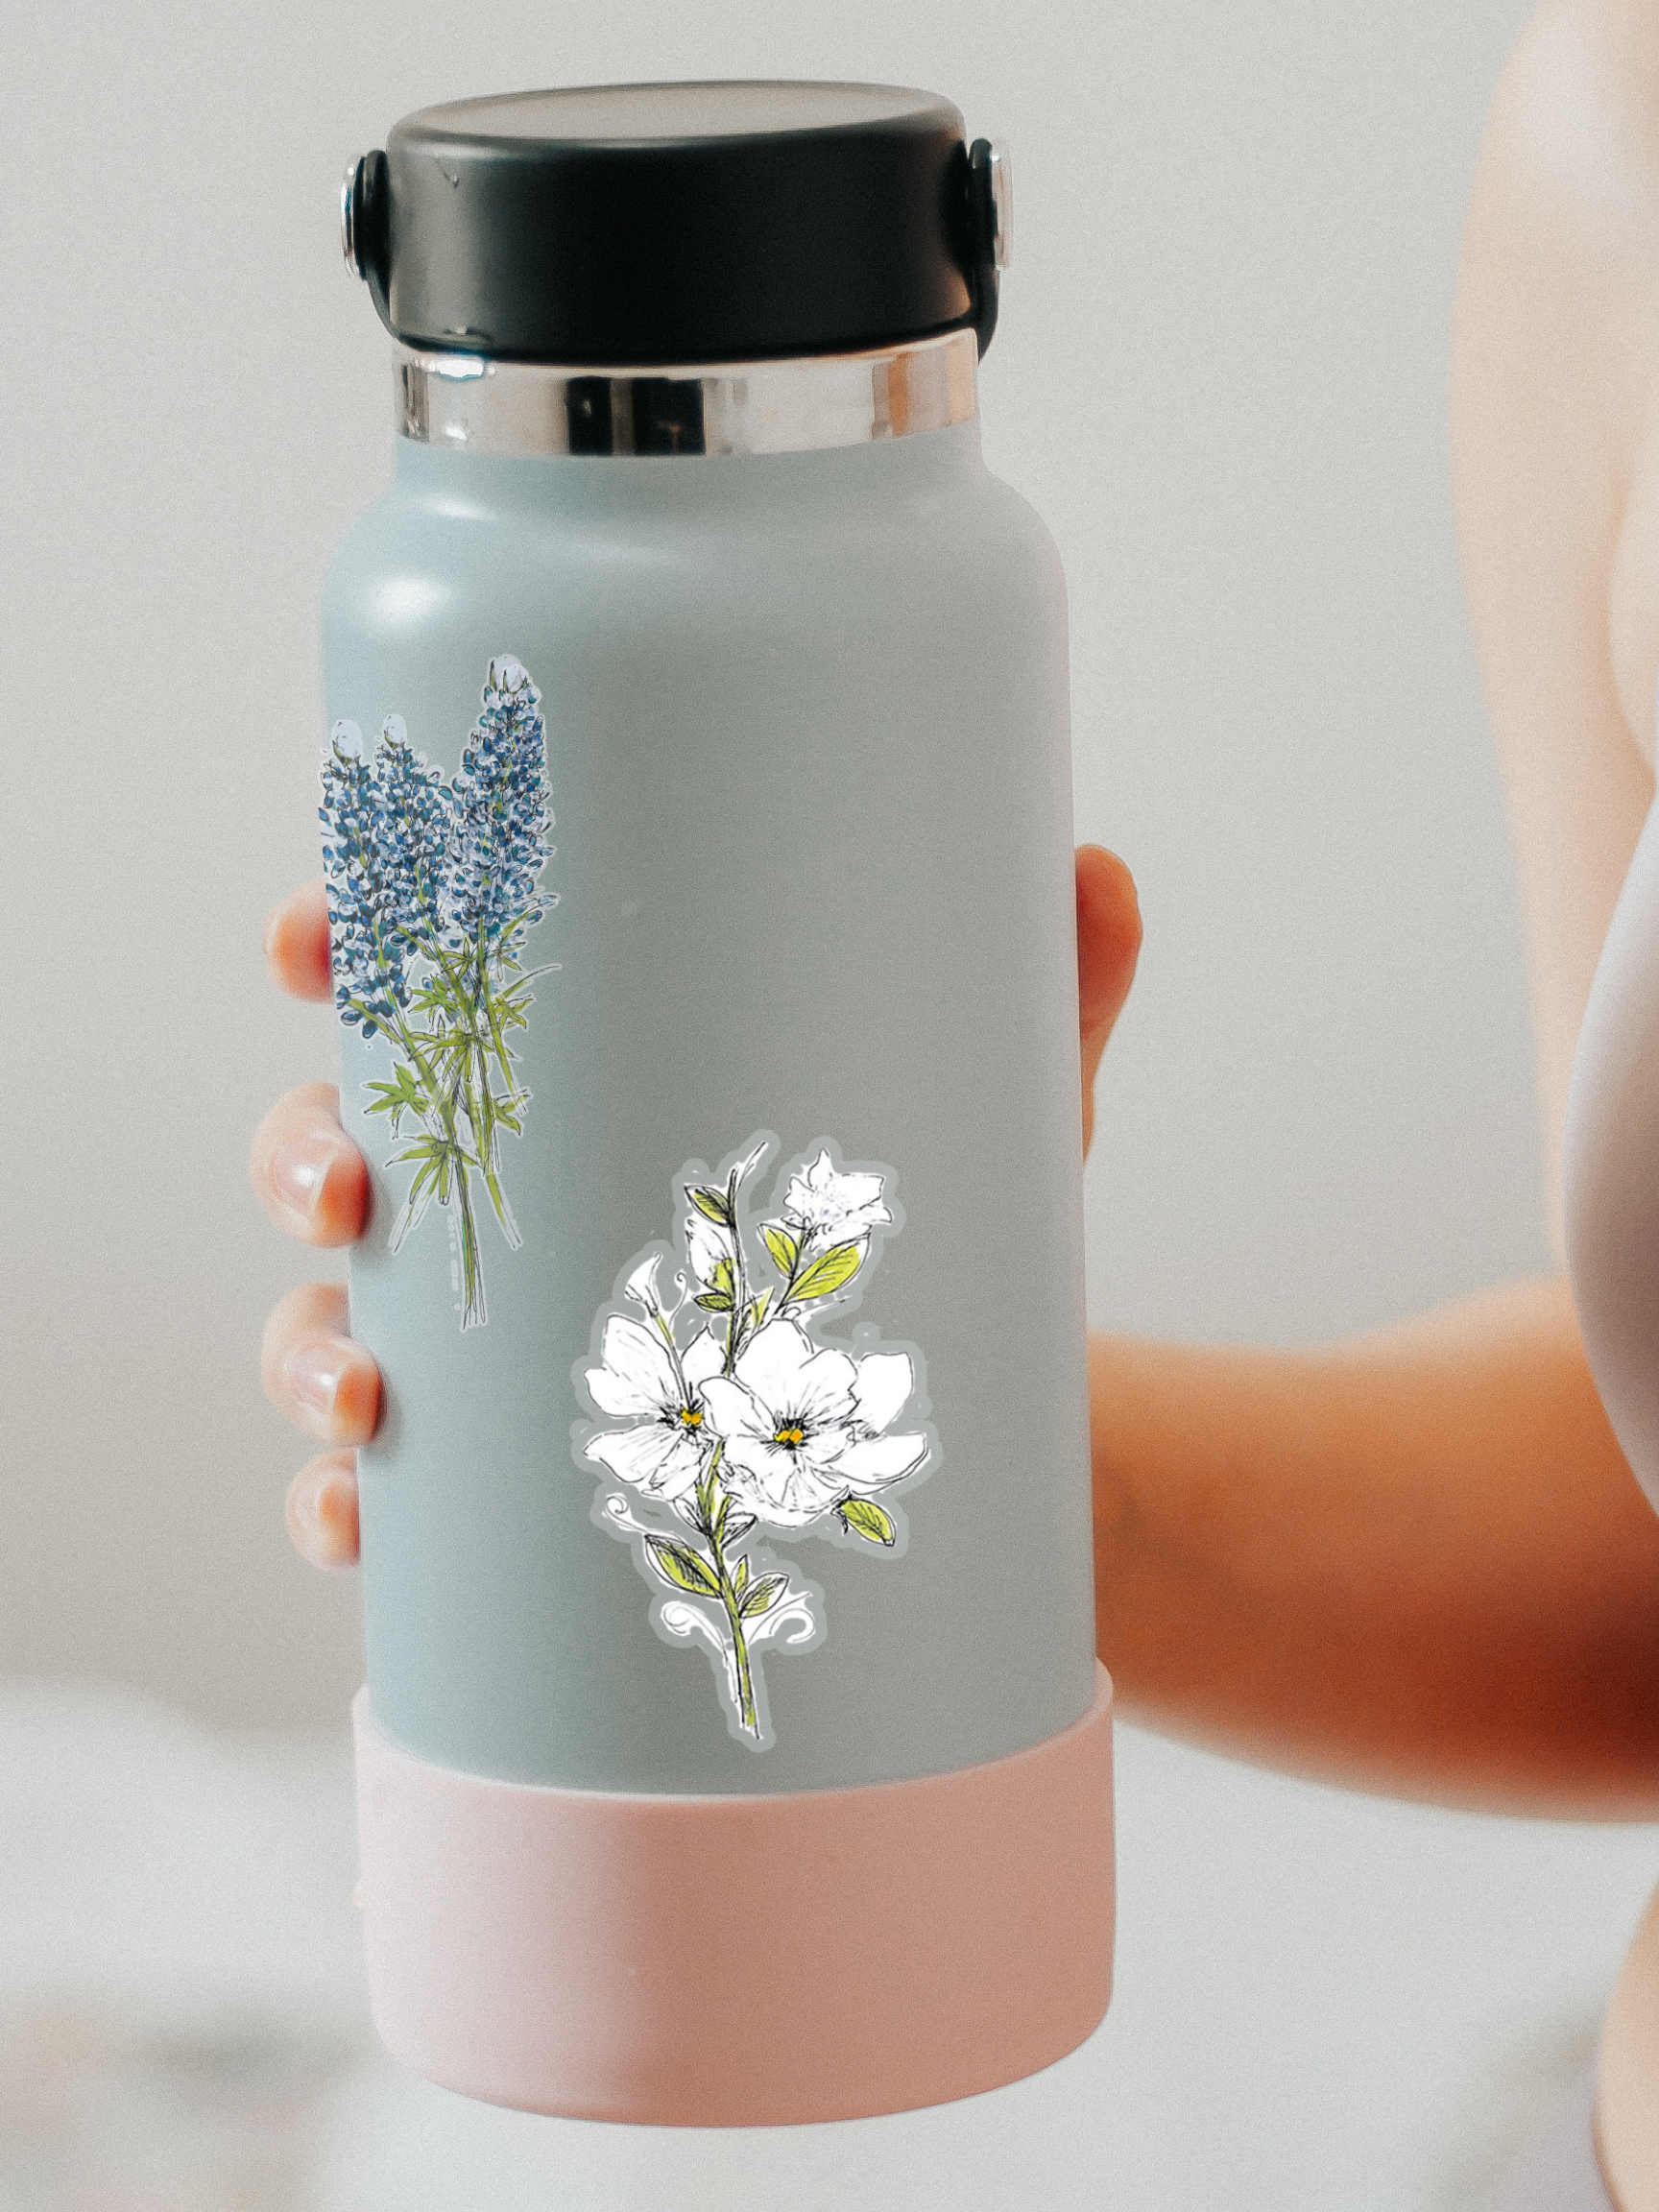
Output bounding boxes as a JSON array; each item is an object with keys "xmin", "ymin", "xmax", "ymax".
[{"xmin": 1076, "ymin": 845, "xmax": 1142, "ymax": 1156}]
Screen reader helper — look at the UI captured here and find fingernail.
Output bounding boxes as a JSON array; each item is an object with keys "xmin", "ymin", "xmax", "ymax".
[
  {"xmin": 272, "ymin": 1132, "xmax": 347, "ymax": 1221},
  {"xmin": 314, "ymin": 1465, "xmax": 361, "ymax": 1563},
  {"xmin": 286, "ymin": 1338, "xmax": 354, "ymax": 1418},
  {"xmin": 287, "ymin": 1460, "xmax": 360, "ymax": 1569}
]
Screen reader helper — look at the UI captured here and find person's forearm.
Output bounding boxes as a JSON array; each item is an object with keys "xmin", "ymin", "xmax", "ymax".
[{"xmin": 1092, "ymin": 1275, "xmax": 1659, "ymax": 1815}]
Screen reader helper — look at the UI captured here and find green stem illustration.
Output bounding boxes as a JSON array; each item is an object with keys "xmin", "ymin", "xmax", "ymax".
[
  {"xmin": 709, "ymin": 1519, "xmax": 757, "ymax": 1737},
  {"xmin": 451, "ymin": 1127, "xmax": 484, "ymax": 1324},
  {"xmin": 457, "ymin": 1018, "xmax": 519, "ymax": 1247},
  {"xmin": 343, "ymin": 987, "xmax": 494, "ymax": 1323},
  {"xmin": 723, "ymin": 1162, "xmax": 761, "ymax": 1373},
  {"xmin": 692, "ymin": 1446, "xmax": 757, "ymax": 1735},
  {"xmin": 685, "ymin": 1451, "xmax": 765, "ymax": 1743}
]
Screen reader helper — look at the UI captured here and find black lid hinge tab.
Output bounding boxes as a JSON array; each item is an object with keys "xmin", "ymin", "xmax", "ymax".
[
  {"xmin": 343, "ymin": 150, "xmax": 394, "ymax": 334},
  {"xmin": 966, "ymin": 138, "xmax": 1012, "ymax": 360}
]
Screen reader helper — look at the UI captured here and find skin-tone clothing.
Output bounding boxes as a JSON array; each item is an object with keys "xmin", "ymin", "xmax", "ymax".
[{"xmin": 1091, "ymin": 3, "xmax": 1659, "ymax": 2200}]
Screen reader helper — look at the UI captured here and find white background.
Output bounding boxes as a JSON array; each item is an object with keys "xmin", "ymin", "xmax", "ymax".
[{"xmin": 7, "ymin": 1, "xmax": 1646, "ymax": 2206}]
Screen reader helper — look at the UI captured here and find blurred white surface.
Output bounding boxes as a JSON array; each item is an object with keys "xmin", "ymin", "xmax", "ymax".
[{"xmin": 1, "ymin": 1688, "xmax": 1650, "ymax": 2212}]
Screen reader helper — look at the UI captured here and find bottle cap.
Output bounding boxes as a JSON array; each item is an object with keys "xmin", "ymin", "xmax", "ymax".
[{"xmin": 342, "ymin": 81, "xmax": 1006, "ymax": 365}]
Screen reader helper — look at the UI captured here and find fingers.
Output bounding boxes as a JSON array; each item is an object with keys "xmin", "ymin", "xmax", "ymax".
[
  {"xmin": 264, "ymin": 879, "xmax": 332, "ymax": 1002},
  {"xmin": 250, "ymin": 1081, "xmax": 370, "ymax": 1247},
  {"xmin": 1076, "ymin": 844, "xmax": 1143, "ymax": 1156},
  {"xmin": 261, "ymin": 881, "xmax": 368, "ymax": 1570},
  {"xmin": 261, "ymin": 1281, "xmax": 382, "ymax": 1448},
  {"xmin": 286, "ymin": 1453, "xmax": 362, "ymax": 1570}
]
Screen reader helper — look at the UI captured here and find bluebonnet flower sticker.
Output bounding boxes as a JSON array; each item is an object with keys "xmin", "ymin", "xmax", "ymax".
[{"xmin": 319, "ymin": 657, "xmax": 556, "ymax": 1328}]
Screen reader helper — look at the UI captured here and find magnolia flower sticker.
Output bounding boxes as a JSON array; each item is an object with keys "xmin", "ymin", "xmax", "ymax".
[
  {"xmin": 576, "ymin": 1135, "xmax": 937, "ymax": 1750},
  {"xmin": 319, "ymin": 658, "xmax": 556, "ymax": 1329}
]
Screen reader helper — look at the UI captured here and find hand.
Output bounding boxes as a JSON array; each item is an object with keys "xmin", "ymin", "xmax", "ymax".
[
  {"xmin": 252, "ymin": 848, "xmax": 1141, "ymax": 1570},
  {"xmin": 251, "ymin": 881, "xmax": 375, "ymax": 1570}
]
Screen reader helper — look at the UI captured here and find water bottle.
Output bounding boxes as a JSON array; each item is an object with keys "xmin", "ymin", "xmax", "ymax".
[{"xmin": 327, "ymin": 81, "xmax": 1113, "ymax": 2125}]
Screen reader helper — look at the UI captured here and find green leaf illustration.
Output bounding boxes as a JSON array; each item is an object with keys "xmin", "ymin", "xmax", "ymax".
[
  {"xmin": 789, "ymin": 1241, "xmax": 862, "ymax": 1301},
  {"xmin": 733, "ymin": 1554, "xmax": 751, "ymax": 1599},
  {"xmin": 688, "ymin": 1185, "xmax": 733, "ymax": 1226},
  {"xmin": 761, "ymin": 1224, "xmax": 799, "ymax": 1275},
  {"xmin": 709, "ymin": 1257, "xmax": 734, "ymax": 1295},
  {"xmin": 364, "ymin": 1065, "xmax": 423, "ymax": 1118},
  {"xmin": 401, "ymin": 1156, "xmax": 441, "ymax": 1209},
  {"xmin": 741, "ymin": 1574, "xmax": 789, "ymax": 1618},
  {"xmin": 749, "ymin": 1291, "xmax": 772, "ymax": 1330},
  {"xmin": 725, "ymin": 1509, "xmax": 757, "ymax": 1542},
  {"xmin": 695, "ymin": 1290, "xmax": 735, "ymax": 1312},
  {"xmin": 838, "ymin": 1498, "xmax": 897, "ymax": 1547},
  {"xmin": 389, "ymin": 1134, "xmax": 451, "ymax": 1172},
  {"xmin": 645, "ymin": 1538, "xmax": 720, "ymax": 1597}
]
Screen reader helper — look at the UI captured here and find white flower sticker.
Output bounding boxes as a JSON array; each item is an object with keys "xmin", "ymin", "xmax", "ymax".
[
  {"xmin": 574, "ymin": 1133, "xmax": 936, "ymax": 1750},
  {"xmin": 781, "ymin": 1149, "xmax": 894, "ymax": 1245},
  {"xmin": 584, "ymin": 1316, "xmax": 725, "ymax": 1506},
  {"xmin": 700, "ymin": 1324, "xmax": 926, "ymax": 1529}
]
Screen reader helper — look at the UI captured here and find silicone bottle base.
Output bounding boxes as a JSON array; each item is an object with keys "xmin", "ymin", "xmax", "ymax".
[{"xmin": 352, "ymin": 1664, "xmax": 1115, "ymax": 2126}]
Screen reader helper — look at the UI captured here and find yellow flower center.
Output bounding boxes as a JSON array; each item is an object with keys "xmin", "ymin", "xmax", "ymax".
[
  {"xmin": 774, "ymin": 1423, "xmax": 806, "ymax": 1448},
  {"xmin": 678, "ymin": 1406, "xmax": 703, "ymax": 1429}
]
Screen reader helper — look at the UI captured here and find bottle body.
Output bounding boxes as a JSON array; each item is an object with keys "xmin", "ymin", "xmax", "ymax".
[
  {"xmin": 325, "ymin": 410, "xmax": 1114, "ymax": 2121},
  {"xmin": 323, "ymin": 76, "xmax": 1106, "ymax": 2129},
  {"xmin": 324, "ymin": 418, "xmax": 1096, "ymax": 1795}
]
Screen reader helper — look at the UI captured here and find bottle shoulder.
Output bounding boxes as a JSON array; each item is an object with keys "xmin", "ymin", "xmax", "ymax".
[{"xmin": 325, "ymin": 428, "xmax": 1062, "ymax": 648}]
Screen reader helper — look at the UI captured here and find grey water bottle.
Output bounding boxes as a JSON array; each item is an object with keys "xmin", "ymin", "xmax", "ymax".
[{"xmin": 325, "ymin": 81, "xmax": 1114, "ymax": 2126}]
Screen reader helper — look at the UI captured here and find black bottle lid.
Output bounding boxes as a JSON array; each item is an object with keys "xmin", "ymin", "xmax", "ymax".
[{"xmin": 343, "ymin": 81, "xmax": 1004, "ymax": 366}]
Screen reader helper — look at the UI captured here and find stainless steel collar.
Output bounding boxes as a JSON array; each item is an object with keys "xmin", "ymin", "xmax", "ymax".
[{"xmin": 394, "ymin": 330, "xmax": 977, "ymax": 459}]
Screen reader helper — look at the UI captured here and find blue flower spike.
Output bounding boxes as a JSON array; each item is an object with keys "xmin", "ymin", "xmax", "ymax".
[{"xmin": 317, "ymin": 661, "xmax": 557, "ymax": 1327}]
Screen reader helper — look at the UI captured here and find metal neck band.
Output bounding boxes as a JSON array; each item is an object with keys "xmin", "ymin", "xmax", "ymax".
[{"xmin": 394, "ymin": 329, "xmax": 977, "ymax": 460}]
